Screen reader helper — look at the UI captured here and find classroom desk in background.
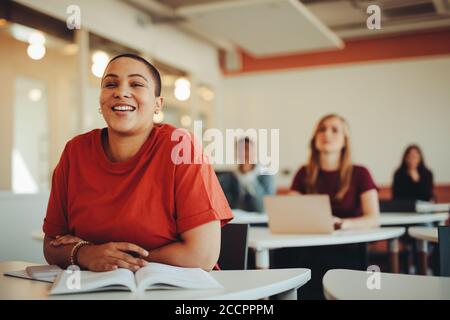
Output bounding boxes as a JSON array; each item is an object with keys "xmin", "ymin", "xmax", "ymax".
[
  {"xmin": 408, "ymin": 227, "xmax": 439, "ymax": 275},
  {"xmin": 231, "ymin": 210, "xmax": 449, "ymax": 226},
  {"xmin": 248, "ymin": 227, "xmax": 406, "ymax": 272},
  {"xmin": 379, "ymin": 212, "xmax": 448, "ymax": 226},
  {"xmin": 323, "ymin": 269, "xmax": 450, "ymax": 300},
  {"xmin": 0, "ymin": 261, "xmax": 310, "ymax": 300},
  {"xmin": 231, "ymin": 209, "xmax": 268, "ymax": 225},
  {"xmin": 408, "ymin": 227, "xmax": 438, "ymax": 243}
]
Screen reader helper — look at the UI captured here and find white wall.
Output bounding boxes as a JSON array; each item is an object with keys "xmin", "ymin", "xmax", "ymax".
[
  {"xmin": 0, "ymin": 193, "xmax": 49, "ymax": 263},
  {"xmin": 13, "ymin": 76, "xmax": 49, "ymax": 192},
  {"xmin": 0, "ymin": 33, "xmax": 78, "ymax": 190},
  {"xmin": 1, "ymin": 0, "xmax": 224, "ymax": 190},
  {"xmin": 222, "ymin": 55, "xmax": 450, "ymax": 187}
]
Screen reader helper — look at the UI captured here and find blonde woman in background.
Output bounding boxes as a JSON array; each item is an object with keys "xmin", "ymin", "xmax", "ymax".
[
  {"xmin": 274, "ymin": 114, "xmax": 380, "ymax": 299},
  {"xmin": 291, "ymin": 114, "xmax": 380, "ymax": 229}
]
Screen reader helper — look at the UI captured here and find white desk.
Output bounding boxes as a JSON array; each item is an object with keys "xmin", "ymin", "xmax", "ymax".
[
  {"xmin": 231, "ymin": 210, "xmax": 268, "ymax": 224},
  {"xmin": 408, "ymin": 227, "xmax": 439, "ymax": 275},
  {"xmin": 248, "ymin": 227, "xmax": 405, "ymax": 272},
  {"xmin": 231, "ymin": 211, "xmax": 449, "ymax": 226},
  {"xmin": 379, "ymin": 212, "xmax": 448, "ymax": 226},
  {"xmin": 408, "ymin": 227, "xmax": 438, "ymax": 243},
  {"xmin": 323, "ymin": 269, "xmax": 450, "ymax": 300},
  {"xmin": 0, "ymin": 261, "xmax": 310, "ymax": 300}
]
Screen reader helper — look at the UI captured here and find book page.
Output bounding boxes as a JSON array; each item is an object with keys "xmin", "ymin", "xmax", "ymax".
[
  {"xmin": 50, "ymin": 268, "xmax": 136, "ymax": 295},
  {"xmin": 134, "ymin": 263, "xmax": 222, "ymax": 292}
]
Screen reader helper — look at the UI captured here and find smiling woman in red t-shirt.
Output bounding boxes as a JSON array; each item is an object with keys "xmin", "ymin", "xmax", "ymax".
[{"xmin": 43, "ymin": 54, "xmax": 233, "ymax": 272}]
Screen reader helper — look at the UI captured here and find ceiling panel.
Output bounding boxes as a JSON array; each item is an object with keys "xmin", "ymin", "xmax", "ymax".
[
  {"xmin": 157, "ymin": 0, "xmax": 240, "ymax": 9},
  {"xmin": 177, "ymin": 0, "xmax": 343, "ymax": 56}
]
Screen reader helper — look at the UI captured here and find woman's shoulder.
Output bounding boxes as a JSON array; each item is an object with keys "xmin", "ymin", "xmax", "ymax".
[
  {"xmin": 351, "ymin": 165, "xmax": 378, "ymax": 190},
  {"xmin": 153, "ymin": 123, "xmax": 197, "ymax": 152},
  {"xmin": 292, "ymin": 165, "xmax": 308, "ymax": 180},
  {"xmin": 352, "ymin": 164, "xmax": 370, "ymax": 172},
  {"xmin": 152, "ymin": 124, "xmax": 205, "ymax": 164},
  {"xmin": 153, "ymin": 123, "xmax": 178, "ymax": 136},
  {"xmin": 351, "ymin": 165, "xmax": 374, "ymax": 178},
  {"xmin": 153, "ymin": 123, "xmax": 191, "ymax": 144},
  {"xmin": 64, "ymin": 129, "xmax": 101, "ymax": 152},
  {"xmin": 393, "ymin": 167, "xmax": 405, "ymax": 178},
  {"xmin": 422, "ymin": 167, "xmax": 434, "ymax": 179}
]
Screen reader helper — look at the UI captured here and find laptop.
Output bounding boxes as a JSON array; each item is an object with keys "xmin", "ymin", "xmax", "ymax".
[{"xmin": 264, "ymin": 195, "xmax": 334, "ymax": 234}]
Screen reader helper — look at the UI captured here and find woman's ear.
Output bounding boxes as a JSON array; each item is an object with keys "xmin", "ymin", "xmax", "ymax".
[{"xmin": 154, "ymin": 96, "xmax": 164, "ymax": 114}]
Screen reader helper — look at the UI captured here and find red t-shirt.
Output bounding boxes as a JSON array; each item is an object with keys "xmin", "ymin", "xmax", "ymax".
[
  {"xmin": 43, "ymin": 124, "xmax": 233, "ymax": 251},
  {"xmin": 290, "ymin": 165, "xmax": 377, "ymax": 218}
]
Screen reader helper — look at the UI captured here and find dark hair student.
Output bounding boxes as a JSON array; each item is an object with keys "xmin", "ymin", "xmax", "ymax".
[{"xmin": 392, "ymin": 144, "xmax": 434, "ymax": 201}]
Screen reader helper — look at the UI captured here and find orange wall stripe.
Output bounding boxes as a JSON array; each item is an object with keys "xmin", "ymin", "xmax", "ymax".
[{"xmin": 221, "ymin": 29, "xmax": 450, "ymax": 75}]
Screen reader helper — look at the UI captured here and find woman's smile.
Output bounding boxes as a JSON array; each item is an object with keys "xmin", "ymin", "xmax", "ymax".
[
  {"xmin": 111, "ymin": 104, "xmax": 136, "ymax": 112},
  {"xmin": 110, "ymin": 103, "xmax": 137, "ymax": 117}
]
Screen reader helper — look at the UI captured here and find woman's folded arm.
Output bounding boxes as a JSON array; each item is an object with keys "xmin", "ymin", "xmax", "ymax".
[{"xmin": 145, "ymin": 220, "xmax": 221, "ymax": 272}]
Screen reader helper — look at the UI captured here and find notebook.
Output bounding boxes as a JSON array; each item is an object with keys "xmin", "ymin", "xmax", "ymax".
[
  {"xmin": 4, "ymin": 265, "xmax": 62, "ymax": 283},
  {"xmin": 50, "ymin": 262, "xmax": 222, "ymax": 295}
]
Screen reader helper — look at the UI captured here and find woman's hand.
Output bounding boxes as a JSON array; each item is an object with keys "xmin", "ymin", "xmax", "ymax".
[
  {"xmin": 49, "ymin": 235, "xmax": 83, "ymax": 247},
  {"xmin": 77, "ymin": 242, "xmax": 149, "ymax": 272}
]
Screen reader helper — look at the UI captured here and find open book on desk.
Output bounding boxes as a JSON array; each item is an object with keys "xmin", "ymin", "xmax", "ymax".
[{"xmin": 50, "ymin": 262, "xmax": 222, "ymax": 295}]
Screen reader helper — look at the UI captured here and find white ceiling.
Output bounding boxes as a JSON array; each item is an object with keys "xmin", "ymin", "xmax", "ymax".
[
  {"xmin": 123, "ymin": 0, "xmax": 450, "ymax": 56},
  {"xmin": 177, "ymin": 0, "xmax": 343, "ymax": 56}
]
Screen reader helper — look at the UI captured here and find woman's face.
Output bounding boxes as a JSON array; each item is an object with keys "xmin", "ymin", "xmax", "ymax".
[
  {"xmin": 99, "ymin": 57, "xmax": 162, "ymax": 135},
  {"xmin": 405, "ymin": 148, "xmax": 421, "ymax": 170},
  {"xmin": 315, "ymin": 117, "xmax": 346, "ymax": 154}
]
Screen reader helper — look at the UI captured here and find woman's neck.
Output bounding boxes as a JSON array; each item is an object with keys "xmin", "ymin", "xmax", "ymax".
[
  {"xmin": 407, "ymin": 166, "xmax": 419, "ymax": 173},
  {"xmin": 105, "ymin": 127, "xmax": 153, "ymax": 162},
  {"xmin": 238, "ymin": 163, "xmax": 256, "ymax": 174},
  {"xmin": 319, "ymin": 152, "xmax": 340, "ymax": 171},
  {"xmin": 407, "ymin": 167, "xmax": 420, "ymax": 182}
]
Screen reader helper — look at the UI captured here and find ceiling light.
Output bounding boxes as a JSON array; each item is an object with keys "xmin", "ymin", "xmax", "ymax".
[{"xmin": 27, "ymin": 44, "xmax": 46, "ymax": 60}]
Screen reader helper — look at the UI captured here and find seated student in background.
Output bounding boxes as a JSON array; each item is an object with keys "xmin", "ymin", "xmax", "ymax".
[
  {"xmin": 273, "ymin": 114, "xmax": 380, "ymax": 300},
  {"xmin": 43, "ymin": 53, "xmax": 233, "ymax": 272},
  {"xmin": 392, "ymin": 145, "xmax": 437, "ymax": 274},
  {"xmin": 291, "ymin": 114, "xmax": 380, "ymax": 229},
  {"xmin": 219, "ymin": 137, "xmax": 276, "ymax": 212},
  {"xmin": 392, "ymin": 144, "xmax": 434, "ymax": 201}
]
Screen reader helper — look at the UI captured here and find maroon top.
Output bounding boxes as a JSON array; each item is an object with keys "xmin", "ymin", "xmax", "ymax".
[{"xmin": 290, "ymin": 165, "xmax": 377, "ymax": 218}]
